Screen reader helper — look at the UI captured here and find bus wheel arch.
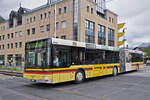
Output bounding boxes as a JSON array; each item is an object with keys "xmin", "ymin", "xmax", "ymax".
[
  {"xmin": 75, "ymin": 68, "xmax": 85, "ymax": 83},
  {"xmin": 113, "ymin": 66, "xmax": 118, "ymax": 76}
]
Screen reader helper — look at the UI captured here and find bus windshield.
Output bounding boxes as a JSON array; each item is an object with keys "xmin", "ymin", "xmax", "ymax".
[{"xmin": 25, "ymin": 39, "xmax": 51, "ymax": 69}]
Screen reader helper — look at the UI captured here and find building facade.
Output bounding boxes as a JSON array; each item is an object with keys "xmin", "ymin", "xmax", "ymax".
[{"xmin": 0, "ymin": 0, "xmax": 118, "ymax": 66}]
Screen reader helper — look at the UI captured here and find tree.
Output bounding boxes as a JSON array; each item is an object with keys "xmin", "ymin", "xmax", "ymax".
[{"xmin": 145, "ymin": 46, "xmax": 150, "ymax": 56}]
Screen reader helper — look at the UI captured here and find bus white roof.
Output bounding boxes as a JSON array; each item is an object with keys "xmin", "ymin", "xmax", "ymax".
[
  {"xmin": 52, "ymin": 38, "xmax": 119, "ymax": 51},
  {"xmin": 123, "ymin": 49, "xmax": 144, "ymax": 54}
]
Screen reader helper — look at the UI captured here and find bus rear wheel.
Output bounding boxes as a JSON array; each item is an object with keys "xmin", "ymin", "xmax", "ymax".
[
  {"xmin": 113, "ymin": 67, "xmax": 118, "ymax": 76},
  {"xmin": 136, "ymin": 65, "xmax": 139, "ymax": 71},
  {"xmin": 75, "ymin": 70, "xmax": 85, "ymax": 83}
]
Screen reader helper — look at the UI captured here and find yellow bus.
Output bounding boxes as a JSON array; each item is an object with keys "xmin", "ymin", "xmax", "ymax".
[{"xmin": 24, "ymin": 38, "xmax": 144, "ymax": 84}]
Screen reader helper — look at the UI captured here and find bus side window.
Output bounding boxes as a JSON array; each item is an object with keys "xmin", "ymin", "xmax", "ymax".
[{"xmin": 52, "ymin": 46, "xmax": 71, "ymax": 68}]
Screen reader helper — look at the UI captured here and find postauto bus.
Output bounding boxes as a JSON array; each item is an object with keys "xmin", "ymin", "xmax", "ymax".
[{"xmin": 24, "ymin": 38, "xmax": 144, "ymax": 84}]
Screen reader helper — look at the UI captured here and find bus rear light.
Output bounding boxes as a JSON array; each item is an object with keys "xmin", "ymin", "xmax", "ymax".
[{"xmin": 45, "ymin": 80, "xmax": 49, "ymax": 82}]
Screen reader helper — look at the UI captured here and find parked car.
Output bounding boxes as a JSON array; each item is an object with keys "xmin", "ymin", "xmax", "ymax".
[{"xmin": 146, "ymin": 60, "xmax": 150, "ymax": 66}]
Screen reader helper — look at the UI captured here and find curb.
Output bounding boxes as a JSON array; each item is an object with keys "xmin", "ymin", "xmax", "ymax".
[{"xmin": 0, "ymin": 70, "xmax": 23, "ymax": 77}]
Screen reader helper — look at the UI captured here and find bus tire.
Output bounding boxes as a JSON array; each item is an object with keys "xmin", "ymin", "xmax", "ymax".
[
  {"xmin": 136, "ymin": 64, "xmax": 139, "ymax": 71},
  {"xmin": 75, "ymin": 70, "xmax": 85, "ymax": 83},
  {"xmin": 113, "ymin": 67, "xmax": 118, "ymax": 76}
]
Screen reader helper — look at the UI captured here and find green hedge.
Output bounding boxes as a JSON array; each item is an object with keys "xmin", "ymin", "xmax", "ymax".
[{"xmin": 0, "ymin": 66, "xmax": 23, "ymax": 71}]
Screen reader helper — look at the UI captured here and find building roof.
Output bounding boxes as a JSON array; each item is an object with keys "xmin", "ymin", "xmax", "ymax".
[
  {"xmin": 105, "ymin": 9, "xmax": 118, "ymax": 16},
  {"xmin": 0, "ymin": 16, "xmax": 5, "ymax": 24},
  {"xmin": 133, "ymin": 47, "xmax": 147, "ymax": 52},
  {"xmin": 23, "ymin": 4, "xmax": 49, "ymax": 16}
]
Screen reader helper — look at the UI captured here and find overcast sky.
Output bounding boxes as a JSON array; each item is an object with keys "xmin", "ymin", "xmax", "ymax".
[{"xmin": 0, "ymin": 0, "xmax": 149, "ymax": 48}]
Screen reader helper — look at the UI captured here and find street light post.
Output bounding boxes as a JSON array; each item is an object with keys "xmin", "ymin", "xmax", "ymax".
[{"xmin": 123, "ymin": 28, "xmax": 127, "ymax": 49}]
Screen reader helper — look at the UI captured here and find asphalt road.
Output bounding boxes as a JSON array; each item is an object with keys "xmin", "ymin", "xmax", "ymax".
[{"xmin": 0, "ymin": 66, "xmax": 150, "ymax": 100}]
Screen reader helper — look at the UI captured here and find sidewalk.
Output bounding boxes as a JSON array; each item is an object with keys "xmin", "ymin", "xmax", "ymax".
[{"xmin": 0, "ymin": 66, "xmax": 23, "ymax": 77}]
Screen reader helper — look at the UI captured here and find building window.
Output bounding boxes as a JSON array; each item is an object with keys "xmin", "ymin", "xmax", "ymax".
[
  {"xmin": 11, "ymin": 43, "xmax": 13, "ymax": 49},
  {"xmin": 109, "ymin": 17, "xmax": 111, "ymax": 22},
  {"xmin": 20, "ymin": 31, "xmax": 23, "ymax": 36},
  {"xmin": 44, "ymin": 13, "xmax": 47, "ymax": 18},
  {"xmin": 15, "ymin": 54, "xmax": 22, "ymax": 66},
  {"xmin": 15, "ymin": 43, "xmax": 18, "ymax": 48},
  {"xmin": 108, "ymin": 28, "xmax": 115, "ymax": 46},
  {"xmin": 48, "ymin": 11, "xmax": 51, "ymax": 16},
  {"xmin": 64, "ymin": 7, "xmax": 67, "ymax": 13},
  {"xmin": 98, "ymin": 25, "xmax": 105, "ymax": 45},
  {"xmin": 32, "ymin": 28, "xmax": 35, "ymax": 34},
  {"xmin": 91, "ymin": 8, "xmax": 93, "ymax": 14},
  {"xmin": 47, "ymin": 24, "xmax": 50, "ymax": 31},
  {"xmin": 3, "ymin": 35, "xmax": 5, "ymax": 40},
  {"xmin": 2, "ymin": 45, "xmax": 4, "ymax": 49},
  {"xmin": 8, "ymin": 34, "xmax": 10, "ymax": 39},
  {"xmin": 27, "ymin": 29, "xmax": 30, "ymax": 35},
  {"xmin": 30, "ymin": 17, "xmax": 32, "ymax": 23},
  {"xmin": 87, "ymin": 6, "xmax": 89, "ymax": 12},
  {"xmin": 11, "ymin": 33, "xmax": 14, "ymax": 38},
  {"xmin": 19, "ymin": 42, "xmax": 22, "ymax": 48},
  {"xmin": 33, "ymin": 16, "xmax": 36, "ymax": 21},
  {"xmin": 40, "ymin": 25, "xmax": 44, "ymax": 32},
  {"xmin": 7, "ymin": 44, "xmax": 10, "ymax": 49},
  {"xmin": 0, "ymin": 45, "xmax": 2, "ymax": 50},
  {"xmin": 95, "ymin": 0, "xmax": 106, "ymax": 14},
  {"xmin": 16, "ymin": 32, "xmax": 19, "ymax": 38},
  {"xmin": 61, "ymin": 35, "xmax": 66, "ymax": 39},
  {"xmin": 112, "ymin": 18, "xmax": 114, "ymax": 23},
  {"xmin": 40, "ymin": 14, "xmax": 43, "ymax": 20},
  {"xmin": 56, "ymin": 22, "xmax": 59, "ymax": 30},
  {"xmin": 62, "ymin": 21, "xmax": 66, "ymax": 28},
  {"xmin": 26, "ymin": 18, "xmax": 29, "ymax": 23},
  {"xmin": 85, "ymin": 20, "xmax": 95, "ymax": 43},
  {"xmin": 59, "ymin": 8, "xmax": 61, "ymax": 14}
]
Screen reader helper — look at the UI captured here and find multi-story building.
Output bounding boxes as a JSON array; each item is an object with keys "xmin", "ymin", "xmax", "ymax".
[{"xmin": 0, "ymin": 0, "xmax": 118, "ymax": 66}]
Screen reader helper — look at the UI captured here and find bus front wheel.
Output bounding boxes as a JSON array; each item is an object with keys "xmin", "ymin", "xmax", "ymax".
[{"xmin": 75, "ymin": 70, "xmax": 85, "ymax": 83}]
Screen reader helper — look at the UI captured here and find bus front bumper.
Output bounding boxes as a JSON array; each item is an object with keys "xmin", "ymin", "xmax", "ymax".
[{"xmin": 24, "ymin": 74, "xmax": 53, "ymax": 83}]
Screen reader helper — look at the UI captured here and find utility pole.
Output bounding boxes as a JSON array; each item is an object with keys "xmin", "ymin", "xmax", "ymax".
[
  {"xmin": 54, "ymin": 4, "xmax": 57, "ymax": 38},
  {"xmin": 123, "ymin": 28, "xmax": 127, "ymax": 48}
]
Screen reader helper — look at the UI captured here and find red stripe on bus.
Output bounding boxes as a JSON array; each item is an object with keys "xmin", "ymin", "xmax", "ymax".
[
  {"xmin": 24, "ymin": 72, "xmax": 53, "ymax": 75},
  {"xmin": 107, "ymin": 67, "xmax": 113, "ymax": 69},
  {"xmin": 53, "ymin": 71, "xmax": 76, "ymax": 74},
  {"xmin": 85, "ymin": 69, "xmax": 92, "ymax": 71}
]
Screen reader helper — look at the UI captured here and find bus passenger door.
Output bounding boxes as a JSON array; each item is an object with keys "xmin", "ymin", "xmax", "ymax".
[
  {"xmin": 119, "ymin": 49, "xmax": 126, "ymax": 73},
  {"xmin": 125, "ymin": 51, "xmax": 132, "ymax": 71}
]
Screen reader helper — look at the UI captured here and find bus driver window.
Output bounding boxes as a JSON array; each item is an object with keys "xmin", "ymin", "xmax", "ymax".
[{"xmin": 53, "ymin": 56, "xmax": 59, "ymax": 67}]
